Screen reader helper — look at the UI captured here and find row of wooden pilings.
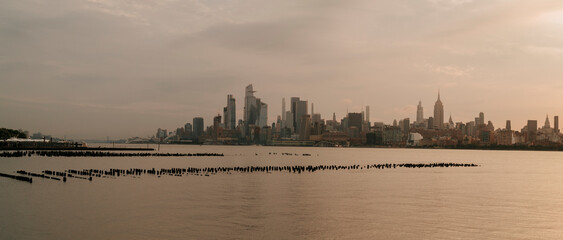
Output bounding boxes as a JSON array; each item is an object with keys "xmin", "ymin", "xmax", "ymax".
[{"xmin": 1, "ymin": 163, "xmax": 479, "ymax": 183}]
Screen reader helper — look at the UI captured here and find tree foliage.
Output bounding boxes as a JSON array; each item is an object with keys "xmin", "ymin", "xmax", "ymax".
[{"xmin": 0, "ymin": 128, "xmax": 27, "ymax": 140}]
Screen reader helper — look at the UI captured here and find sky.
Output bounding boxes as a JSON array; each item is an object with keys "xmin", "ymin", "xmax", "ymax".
[{"xmin": 1, "ymin": 0, "xmax": 563, "ymax": 139}]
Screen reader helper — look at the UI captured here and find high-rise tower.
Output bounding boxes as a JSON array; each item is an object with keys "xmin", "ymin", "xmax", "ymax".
[
  {"xmin": 281, "ymin": 98, "xmax": 286, "ymax": 129},
  {"xmin": 433, "ymin": 91, "xmax": 444, "ymax": 130},
  {"xmin": 366, "ymin": 106, "xmax": 370, "ymax": 124},
  {"xmin": 244, "ymin": 84, "xmax": 267, "ymax": 128},
  {"xmin": 290, "ymin": 97, "xmax": 308, "ymax": 133},
  {"xmin": 555, "ymin": 116, "xmax": 559, "ymax": 133},
  {"xmin": 478, "ymin": 112, "xmax": 485, "ymax": 126},
  {"xmin": 223, "ymin": 94, "xmax": 236, "ymax": 130},
  {"xmin": 244, "ymin": 85, "xmax": 257, "ymax": 125},
  {"xmin": 416, "ymin": 101, "xmax": 423, "ymax": 124}
]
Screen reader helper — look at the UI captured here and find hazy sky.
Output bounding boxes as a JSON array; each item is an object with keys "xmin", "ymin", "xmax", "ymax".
[{"xmin": 2, "ymin": 0, "xmax": 563, "ymax": 139}]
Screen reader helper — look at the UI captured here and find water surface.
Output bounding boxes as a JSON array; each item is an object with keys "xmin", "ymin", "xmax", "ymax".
[{"xmin": 1, "ymin": 145, "xmax": 562, "ymax": 239}]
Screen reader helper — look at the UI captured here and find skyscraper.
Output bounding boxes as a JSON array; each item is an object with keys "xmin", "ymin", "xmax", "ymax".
[
  {"xmin": 244, "ymin": 85, "xmax": 257, "ymax": 126},
  {"xmin": 184, "ymin": 123, "xmax": 193, "ymax": 137},
  {"xmin": 311, "ymin": 103, "xmax": 314, "ymax": 115},
  {"xmin": 290, "ymin": 97, "xmax": 308, "ymax": 133},
  {"xmin": 193, "ymin": 117, "xmax": 204, "ymax": 142},
  {"xmin": 281, "ymin": 98, "xmax": 286, "ymax": 129},
  {"xmin": 348, "ymin": 113, "xmax": 363, "ymax": 132},
  {"xmin": 433, "ymin": 91, "xmax": 444, "ymax": 130},
  {"xmin": 299, "ymin": 115, "xmax": 311, "ymax": 140},
  {"xmin": 416, "ymin": 101, "xmax": 423, "ymax": 124},
  {"xmin": 506, "ymin": 120, "xmax": 511, "ymax": 131},
  {"xmin": 223, "ymin": 94, "xmax": 236, "ymax": 130},
  {"xmin": 544, "ymin": 114, "xmax": 551, "ymax": 129},
  {"xmin": 243, "ymin": 84, "xmax": 267, "ymax": 128},
  {"xmin": 366, "ymin": 106, "xmax": 370, "ymax": 124},
  {"xmin": 257, "ymin": 100, "xmax": 268, "ymax": 127},
  {"xmin": 527, "ymin": 120, "xmax": 537, "ymax": 143},
  {"xmin": 479, "ymin": 112, "xmax": 485, "ymax": 126},
  {"xmin": 291, "ymin": 97, "xmax": 300, "ymax": 132}
]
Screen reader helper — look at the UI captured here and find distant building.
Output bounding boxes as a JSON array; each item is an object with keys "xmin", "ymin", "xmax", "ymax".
[
  {"xmin": 281, "ymin": 98, "xmax": 286, "ymax": 129},
  {"xmin": 156, "ymin": 128, "xmax": 167, "ymax": 139},
  {"xmin": 347, "ymin": 113, "xmax": 363, "ymax": 133},
  {"xmin": 402, "ymin": 118, "xmax": 410, "ymax": 135},
  {"xmin": 365, "ymin": 106, "xmax": 371, "ymax": 126},
  {"xmin": 244, "ymin": 85, "xmax": 258, "ymax": 127},
  {"xmin": 383, "ymin": 126, "xmax": 402, "ymax": 145},
  {"xmin": 527, "ymin": 120, "xmax": 537, "ymax": 143},
  {"xmin": 223, "ymin": 94, "xmax": 236, "ymax": 130},
  {"xmin": 478, "ymin": 112, "xmax": 485, "ymax": 126},
  {"xmin": 257, "ymin": 100, "xmax": 268, "ymax": 127},
  {"xmin": 291, "ymin": 98, "xmax": 308, "ymax": 134},
  {"xmin": 433, "ymin": 92, "xmax": 444, "ymax": 129},
  {"xmin": 555, "ymin": 116, "xmax": 560, "ymax": 133},
  {"xmin": 193, "ymin": 117, "xmax": 204, "ymax": 142},
  {"xmin": 416, "ymin": 101, "xmax": 424, "ymax": 124},
  {"xmin": 299, "ymin": 115, "xmax": 311, "ymax": 140},
  {"xmin": 243, "ymin": 84, "xmax": 267, "ymax": 130}
]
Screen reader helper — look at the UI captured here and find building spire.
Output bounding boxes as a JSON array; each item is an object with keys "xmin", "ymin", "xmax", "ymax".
[{"xmin": 438, "ymin": 89, "xmax": 441, "ymax": 101}]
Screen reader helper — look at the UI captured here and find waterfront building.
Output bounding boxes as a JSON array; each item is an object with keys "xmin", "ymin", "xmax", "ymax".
[
  {"xmin": 383, "ymin": 126, "xmax": 402, "ymax": 145},
  {"xmin": 156, "ymin": 128, "xmax": 167, "ymax": 139}
]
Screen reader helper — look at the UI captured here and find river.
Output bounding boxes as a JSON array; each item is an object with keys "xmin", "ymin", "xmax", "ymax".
[{"xmin": 1, "ymin": 145, "xmax": 562, "ymax": 239}]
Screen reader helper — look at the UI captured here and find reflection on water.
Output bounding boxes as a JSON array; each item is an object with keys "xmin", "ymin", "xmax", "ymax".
[{"xmin": 1, "ymin": 145, "xmax": 563, "ymax": 239}]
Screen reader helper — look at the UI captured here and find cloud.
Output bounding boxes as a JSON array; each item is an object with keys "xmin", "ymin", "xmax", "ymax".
[
  {"xmin": 523, "ymin": 45, "xmax": 563, "ymax": 56},
  {"xmin": 415, "ymin": 63, "xmax": 474, "ymax": 77},
  {"xmin": 427, "ymin": 0, "xmax": 474, "ymax": 8}
]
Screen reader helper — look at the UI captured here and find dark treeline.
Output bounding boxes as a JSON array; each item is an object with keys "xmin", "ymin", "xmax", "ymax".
[
  {"xmin": 0, "ymin": 128, "xmax": 27, "ymax": 140},
  {"xmin": 0, "ymin": 151, "xmax": 224, "ymax": 158}
]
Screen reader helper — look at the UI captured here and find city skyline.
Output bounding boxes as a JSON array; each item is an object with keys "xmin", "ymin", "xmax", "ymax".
[
  {"xmin": 2, "ymin": 0, "xmax": 563, "ymax": 139},
  {"xmin": 4, "ymin": 82, "xmax": 563, "ymax": 140}
]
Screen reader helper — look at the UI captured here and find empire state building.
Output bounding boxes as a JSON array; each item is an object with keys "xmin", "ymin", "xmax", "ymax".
[{"xmin": 434, "ymin": 91, "xmax": 444, "ymax": 129}]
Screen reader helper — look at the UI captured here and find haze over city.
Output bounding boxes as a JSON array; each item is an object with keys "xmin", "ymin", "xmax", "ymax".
[{"xmin": 2, "ymin": 0, "xmax": 563, "ymax": 139}]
